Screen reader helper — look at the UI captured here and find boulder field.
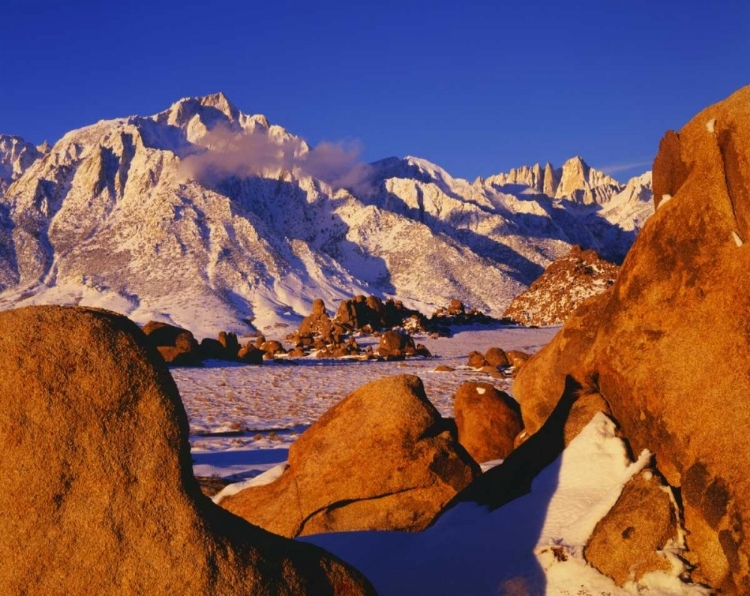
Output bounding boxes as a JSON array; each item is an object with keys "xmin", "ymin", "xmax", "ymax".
[
  {"xmin": 0, "ymin": 306, "xmax": 373, "ymax": 595},
  {"xmin": 514, "ymin": 85, "xmax": 750, "ymax": 591}
]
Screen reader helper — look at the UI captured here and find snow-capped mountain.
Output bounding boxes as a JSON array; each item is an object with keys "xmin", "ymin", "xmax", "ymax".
[{"xmin": 0, "ymin": 93, "xmax": 653, "ymax": 337}]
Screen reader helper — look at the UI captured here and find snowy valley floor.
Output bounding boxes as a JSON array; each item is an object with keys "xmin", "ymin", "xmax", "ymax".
[{"xmin": 173, "ymin": 325, "xmax": 710, "ymax": 596}]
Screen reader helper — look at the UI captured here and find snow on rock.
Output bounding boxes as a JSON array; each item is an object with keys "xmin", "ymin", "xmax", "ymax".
[
  {"xmin": 502, "ymin": 245, "xmax": 620, "ymax": 326},
  {"xmin": 302, "ymin": 413, "xmax": 708, "ymax": 595},
  {"xmin": 0, "ymin": 134, "xmax": 45, "ymax": 195},
  {"xmin": 212, "ymin": 462, "xmax": 290, "ymax": 504}
]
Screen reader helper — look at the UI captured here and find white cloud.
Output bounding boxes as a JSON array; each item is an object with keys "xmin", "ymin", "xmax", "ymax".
[{"xmin": 599, "ymin": 160, "xmax": 653, "ymax": 175}]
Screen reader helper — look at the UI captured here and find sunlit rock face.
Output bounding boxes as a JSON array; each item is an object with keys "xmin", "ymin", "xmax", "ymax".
[
  {"xmin": 513, "ymin": 85, "xmax": 750, "ymax": 592},
  {"xmin": 0, "ymin": 305, "xmax": 374, "ymax": 595}
]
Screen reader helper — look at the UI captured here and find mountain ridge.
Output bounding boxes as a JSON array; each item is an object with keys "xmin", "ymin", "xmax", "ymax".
[{"xmin": 0, "ymin": 93, "xmax": 653, "ymax": 337}]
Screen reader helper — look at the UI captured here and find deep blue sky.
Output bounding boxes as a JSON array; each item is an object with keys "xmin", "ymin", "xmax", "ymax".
[{"xmin": 3, "ymin": 0, "xmax": 749, "ymax": 182}]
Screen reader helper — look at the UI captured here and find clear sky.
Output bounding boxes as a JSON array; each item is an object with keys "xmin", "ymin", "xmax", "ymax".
[{"xmin": 3, "ymin": 0, "xmax": 749, "ymax": 182}]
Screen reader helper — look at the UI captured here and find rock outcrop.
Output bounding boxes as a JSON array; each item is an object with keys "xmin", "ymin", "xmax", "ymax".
[
  {"xmin": 0, "ymin": 306, "xmax": 373, "ymax": 595},
  {"xmin": 221, "ymin": 375, "xmax": 480, "ymax": 537},
  {"xmin": 430, "ymin": 300, "xmax": 497, "ymax": 327},
  {"xmin": 554, "ymin": 156, "xmax": 622, "ymax": 205},
  {"xmin": 485, "ymin": 156, "xmax": 622, "ymax": 204},
  {"xmin": 298, "ymin": 298, "xmax": 333, "ymax": 337},
  {"xmin": 200, "ymin": 331, "xmax": 243, "ymax": 361},
  {"xmin": 142, "ymin": 320, "xmax": 202, "ymax": 365},
  {"xmin": 513, "ymin": 86, "xmax": 750, "ymax": 592},
  {"xmin": 454, "ymin": 382, "xmax": 523, "ymax": 463},
  {"xmin": 502, "ymin": 246, "xmax": 619, "ymax": 327}
]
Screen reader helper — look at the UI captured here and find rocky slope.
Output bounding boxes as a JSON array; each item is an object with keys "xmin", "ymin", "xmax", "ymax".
[
  {"xmin": 0, "ymin": 93, "xmax": 653, "ymax": 337},
  {"xmin": 502, "ymin": 246, "xmax": 619, "ymax": 326}
]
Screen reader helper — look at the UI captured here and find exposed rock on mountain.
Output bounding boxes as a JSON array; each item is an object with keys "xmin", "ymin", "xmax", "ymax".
[
  {"xmin": 0, "ymin": 305, "xmax": 373, "ymax": 595},
  {"xmin": 485, "ymin": 156, "xmax": 622, "ymax": 205},
  {"xmin": 0, "ymin": 94, "xmax": 652, "ymax": 336},
  {"xmin": 0, "ymin": 134, "xmax": 45, "ymax": 195},
  {"xmin": 513, "ymin": 85, "xmax": 750, "ymax": 592},
  {"xmin": 555, "ymin": 156, "xmax": 622, "ymax": 204},
  {"xmin": 221, "ymin": 375, "xmax": 480, "ymax": 536},
  {"xmin": 485, "ymin": 162, "xmax": 554, "ymax": 195},
  {"xmin": 502, "ymin": 245, "xmax": 619, "ymax": 326}
]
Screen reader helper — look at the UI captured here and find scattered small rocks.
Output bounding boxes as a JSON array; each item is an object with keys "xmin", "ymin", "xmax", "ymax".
[
  {"xmin": 431, "ymin": 299, "xmax": 498, "ymax": 327},
  {"xmin": 466, "ymin": 346, "xmax": 529, "ymax": 376}
]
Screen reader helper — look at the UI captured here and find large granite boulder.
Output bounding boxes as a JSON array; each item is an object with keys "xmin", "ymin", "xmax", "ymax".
[
  {"xmin": 221, "ymin": 375, "xmax": 480, "ymax": 537},
  {"xmin": 484, "ymin": 347, "xmax": 510, "ymax": 368},
  {"xmin": 377, "ymin": 329, "xmax": 415, "ymax": 358},
  {"xmin": 0, "ymin": 306, "xmax": 373, "ymax": 595},
  {"xmin": 454, "ymin": 382, "xmax": 523, "ymax": 463},
  {"xmin": 514, "ymin": 86, "xmax": 750, "ymax": 591}
]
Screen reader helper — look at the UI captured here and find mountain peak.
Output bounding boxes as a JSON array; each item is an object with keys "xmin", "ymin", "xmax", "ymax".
[
  {"xmin": 555, "ymin": 156, "xmax": 621, "ymax": 204},
  {"xmin": 196, "ymin": 92, "xmax": 240, "ymax": 120},
  {"xmin": 486, "ymin": 156, "xmax": 625, "ymax": 205},
  {"xmin": 0, "ymin": 94, "xmax": 654, "ymax": 335},
  {"xmin": 156, "ymin": 92, "xmax": 241, "ymax": 133},
  {"xmin": 0, "ymin": 135, "xmax": 44, "ymax": 190}
]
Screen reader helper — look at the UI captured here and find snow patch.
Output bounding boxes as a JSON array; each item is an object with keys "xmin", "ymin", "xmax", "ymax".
[
  {"xmin": 212, "ymin": 462, "xmax": 289, "ymax": 504},
  {"xmin": 706, "ymin": 118, "xmax": 716, "ymax": 133}
]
